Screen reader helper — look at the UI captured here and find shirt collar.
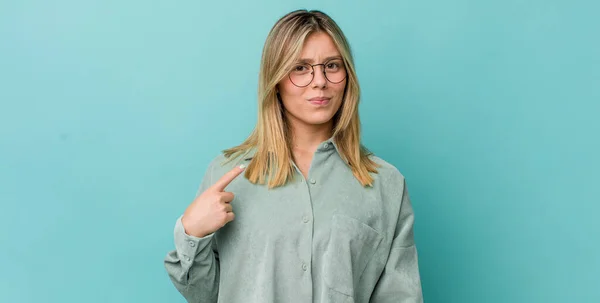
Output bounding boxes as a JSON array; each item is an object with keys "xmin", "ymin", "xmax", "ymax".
[
  {"xmin": 316, "ymin": 135, "xmax": 339, "ymax": 153},
  {"xmin": 242, "ymin": 136, "xmax": 339, "ymax": 161}
]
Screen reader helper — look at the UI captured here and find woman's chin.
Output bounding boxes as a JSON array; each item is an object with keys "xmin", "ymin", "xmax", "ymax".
[{"xmin": 301, "ymin": 115, "xmax": 336, "ymax": 126}]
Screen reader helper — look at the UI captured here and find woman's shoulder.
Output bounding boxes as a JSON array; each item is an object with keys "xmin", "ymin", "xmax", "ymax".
[
  {"xmin": 367, "ymin": 154, "xmax": 407, "ymax": 183},
  {"xmin": 206, "ymin": 147, "xmax": 256, "ymax": 173}
]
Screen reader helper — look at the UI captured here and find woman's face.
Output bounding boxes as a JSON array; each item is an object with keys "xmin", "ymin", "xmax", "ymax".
[{"xmin": 277, "ymin": 32, "xmax": 347, "ymax": 128}]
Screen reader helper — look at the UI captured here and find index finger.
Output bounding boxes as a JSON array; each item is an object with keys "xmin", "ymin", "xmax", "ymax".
[{"xmin": 211, "ymin": 164, "xmax": 247, "ymax": 192}]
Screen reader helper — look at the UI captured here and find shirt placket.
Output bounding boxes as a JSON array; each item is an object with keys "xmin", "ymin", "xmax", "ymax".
[{"xmin": 290, "ymin": 141, "xmax": 332, "ymax": 302}]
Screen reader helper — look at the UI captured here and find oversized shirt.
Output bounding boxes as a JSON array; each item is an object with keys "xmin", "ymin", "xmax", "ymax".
[{"xmin": 164, "ymin": 137, "xmax": 423, "ymax": 302}]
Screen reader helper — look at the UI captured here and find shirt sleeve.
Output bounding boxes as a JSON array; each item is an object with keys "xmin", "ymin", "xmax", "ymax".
[
  {"xmin": 163, "ymin": 161, "xmax": 220, "ymax": 303},
  {"xmin": 370, "ymin": 178, "xmax": 424, "ymax": 303}
]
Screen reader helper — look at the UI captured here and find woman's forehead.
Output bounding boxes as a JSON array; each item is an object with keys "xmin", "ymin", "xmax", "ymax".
[{"xmin": 297, "ymin": 32, "xmax": 341, "ymax": 62}]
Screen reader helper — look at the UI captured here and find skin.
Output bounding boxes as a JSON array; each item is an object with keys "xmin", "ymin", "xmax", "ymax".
[
  {"xmin": 182, "ymin": 164, "xmax": 245, "ymax": 238},
  {"xmin": 278, "ymin": 31, "xmax": 347, "ymax": 178},
  {"xmin": 182, "ymin": 31, "xmax": 347, "ymax": 237}
]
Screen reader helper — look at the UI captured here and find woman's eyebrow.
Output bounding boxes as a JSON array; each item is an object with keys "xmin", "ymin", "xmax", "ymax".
[{"xmin": 297, "ymin": 55, "xmax": 342, "ymax": 63}]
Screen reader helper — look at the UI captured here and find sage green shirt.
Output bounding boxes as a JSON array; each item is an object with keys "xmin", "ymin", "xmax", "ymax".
[{"xmin": 164, "ymin": 138, "xmax": 423, "ymax": 302}]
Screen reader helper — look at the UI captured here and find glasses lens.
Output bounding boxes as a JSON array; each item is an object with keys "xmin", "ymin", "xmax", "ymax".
[
  {"xmin": 324, "ymin": 60, "xmax": 346, "ymax": 83},
  {"xmin": 290, "ymin": 63, "xmax": 313, "ymax": 87}
]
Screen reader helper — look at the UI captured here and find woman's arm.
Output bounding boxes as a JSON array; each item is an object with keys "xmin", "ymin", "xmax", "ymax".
[
  {"xmin": 370, "ymin": 179, "xmax": 424, "ymax": 303},
  {"xmin": 164, "ymin": 163, "xmax": 220, "ymax": 302},
  {"xmin": 164, "ymin": 216, "xmax": 220, "ymax": 302}
]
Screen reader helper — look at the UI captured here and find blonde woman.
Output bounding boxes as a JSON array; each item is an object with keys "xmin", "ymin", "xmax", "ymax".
[{"xmin": 164, "ymin": 9, "xmax": 423, "ymax": 303}]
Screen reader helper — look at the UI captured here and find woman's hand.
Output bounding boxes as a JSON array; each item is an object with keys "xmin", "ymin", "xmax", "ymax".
[{"xmin": 181, "ymin": 164, "xmax": 246, "ymax": 238}]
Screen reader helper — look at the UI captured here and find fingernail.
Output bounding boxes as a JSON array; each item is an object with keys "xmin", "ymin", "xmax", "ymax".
[{"xmin": 239, "ymin": 164, "xmax": 247, "ymax": 170}]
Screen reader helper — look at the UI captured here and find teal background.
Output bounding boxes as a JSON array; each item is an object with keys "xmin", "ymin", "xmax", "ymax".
[{"xmin": 1, "ymin": 0, "xmax": 598, "ymax": 302}]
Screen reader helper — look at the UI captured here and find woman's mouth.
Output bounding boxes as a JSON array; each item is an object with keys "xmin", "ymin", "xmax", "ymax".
[{"xmin": 308, "ymin": 97, "xmax": 330, "ymax": 106}]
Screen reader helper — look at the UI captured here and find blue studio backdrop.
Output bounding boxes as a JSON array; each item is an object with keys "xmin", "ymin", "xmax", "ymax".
[{"xmin": 1, "ymin": 1, "xmax": 598, "ymax": 302}]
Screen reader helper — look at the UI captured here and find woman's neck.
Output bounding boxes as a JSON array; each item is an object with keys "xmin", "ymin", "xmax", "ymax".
[{"xmin": 288, "ymin": 119, "xmax": 333, "ymax": 154}]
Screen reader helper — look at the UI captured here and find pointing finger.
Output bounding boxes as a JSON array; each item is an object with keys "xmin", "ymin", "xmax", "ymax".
[{"xmin": 211, "ymin": 164, "xmax": 246, "ymax": 192}]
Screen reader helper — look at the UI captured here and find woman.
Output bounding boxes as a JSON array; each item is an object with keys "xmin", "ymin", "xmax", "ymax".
[{"xmin": 164, "ymin": 9, "xmax": 423, "ymax": 303}]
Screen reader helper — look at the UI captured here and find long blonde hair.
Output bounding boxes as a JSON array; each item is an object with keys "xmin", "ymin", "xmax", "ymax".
[{"xmin": 222, "ymin": 9, "xmax": 380, "ymax": 188}]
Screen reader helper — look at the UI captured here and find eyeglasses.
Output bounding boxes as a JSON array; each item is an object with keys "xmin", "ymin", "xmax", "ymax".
[{"xmin": 289, "ymin": 59, "xmax": 347, "ymax": 87}]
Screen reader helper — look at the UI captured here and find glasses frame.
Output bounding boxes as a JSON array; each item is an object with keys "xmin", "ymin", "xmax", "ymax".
[{"xmin": 288, "ymin": 59, "xmax": 347, "ymax": 87}]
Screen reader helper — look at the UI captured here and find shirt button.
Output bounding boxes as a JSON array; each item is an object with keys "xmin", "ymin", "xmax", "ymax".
[
  {"xmin": 186, "ymin": 256, "xmax": 191, "ymax": 262},
  {"xmin": 302, "ymin": 216, "xmax": 309, "ymax": 223},
  {"xmin": 323, "ymin": 143, "xmax": 329, "ymax": 148},
  {"xmin": 302, "ymin": 263, "xmax": 308, "ymax": 271},
  {"xmin": 189, "ymin": 241, "xmax": 195, "ymax": 247},
  {"xmin": 309, "ymin": 179, "xmax": 316, "ymax": 184}
]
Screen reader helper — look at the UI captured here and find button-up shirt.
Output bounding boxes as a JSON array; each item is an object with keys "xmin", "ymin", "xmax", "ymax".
[{"xmin": 164, "ymin": 138, "xmax": 423, "ymax": 302}]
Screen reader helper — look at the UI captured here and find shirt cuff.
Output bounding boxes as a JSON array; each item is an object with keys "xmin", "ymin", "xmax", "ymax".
[{"xmin": 173, "ymin": 215, "xmax": 215, "ymax": 267}]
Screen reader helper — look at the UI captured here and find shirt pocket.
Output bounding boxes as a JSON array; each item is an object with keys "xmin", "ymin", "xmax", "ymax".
[{"xmin": 323, "ymin": 214, "xmax": 384, "ymax": 298}]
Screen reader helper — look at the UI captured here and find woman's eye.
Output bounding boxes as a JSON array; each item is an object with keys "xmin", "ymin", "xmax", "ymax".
[
  {"xmin": 326, "ymin": 62, "xmax": 342, "ymax": 70},
  {"xmin": 293, "ymin": 65, "xmax": 309, "ymax": 72}
]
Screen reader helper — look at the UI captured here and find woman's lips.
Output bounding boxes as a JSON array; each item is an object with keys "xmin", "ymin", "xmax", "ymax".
[{"xmin": 308, "ymin": 98, "xmax": 330, "ymax": 106}]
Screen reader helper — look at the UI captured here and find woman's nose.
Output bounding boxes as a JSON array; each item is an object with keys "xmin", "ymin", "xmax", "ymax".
[{"xmin": 311, "ymin": 65, "xmax": 327, "ymax": 88}]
